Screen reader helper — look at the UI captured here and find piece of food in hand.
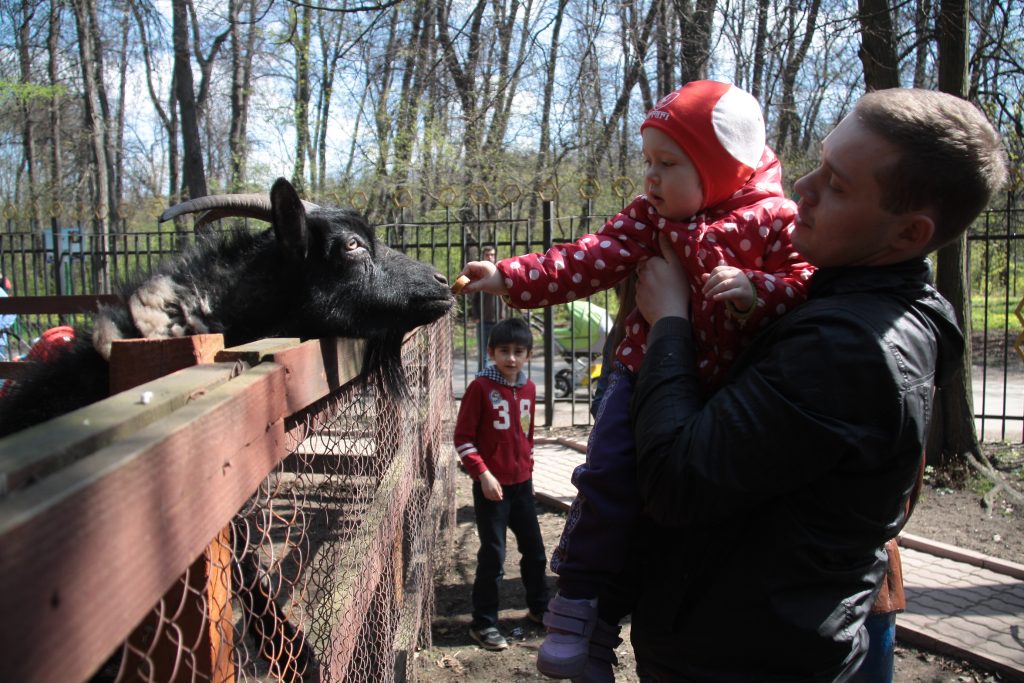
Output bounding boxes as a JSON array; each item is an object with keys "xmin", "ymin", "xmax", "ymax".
[{"xmin": 452, "ymin": 274, "xmax": 471, "ymax": 294}]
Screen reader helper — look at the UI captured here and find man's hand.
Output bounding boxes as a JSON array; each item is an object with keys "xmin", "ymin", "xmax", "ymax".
[
  {"xmin": 702, "ymin": 265, "xmax": 756, "ymax": 313},
  {"xmin": 479, "ymin": 470, "xmax": 504, "ymax": 501},
  {"xmin": 457, "ymin": 260, "xmax": 509, "ymax": 296},
  {"xmin": 636, "ymin": 233, "xmax": 691, "ymax": 323}
]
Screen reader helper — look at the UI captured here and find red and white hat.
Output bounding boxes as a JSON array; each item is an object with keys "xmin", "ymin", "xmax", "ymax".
[{"xmin": 640, "ymin": 80, "xmax": 766, "ymax": 207}]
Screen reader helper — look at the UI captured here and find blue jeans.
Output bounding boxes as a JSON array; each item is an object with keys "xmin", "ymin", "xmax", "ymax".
[
  {"xmin": 471, "ymin": 479, "xmax": 550, "ymax": 629},
  {"xmin": 850, "ymin": 612, "xmax": 896, "ymax": 682}
]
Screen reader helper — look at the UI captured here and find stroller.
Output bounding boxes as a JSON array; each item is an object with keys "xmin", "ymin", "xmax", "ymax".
[{"xmin": 552, "ymin": 300, "xmax": 612, "ymax": 398}]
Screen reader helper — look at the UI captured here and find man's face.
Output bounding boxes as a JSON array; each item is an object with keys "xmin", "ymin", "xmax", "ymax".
[
  {"xmin": 482, "ymin": 248, "xmax": 496, "ymax": 262},
  {"xmin": 642, "ymin": 127, "xmax": 704, "ymax": 221},
  {"xmin": 792, "ymin": 114, "xmax": 910, "ymax": 268}
]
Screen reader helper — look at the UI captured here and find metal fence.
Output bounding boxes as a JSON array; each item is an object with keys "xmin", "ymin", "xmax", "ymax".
[
  {"xmin": 967, "ymin": 202, "xmax": 1024, "ymax": 442},
  {"xmin": 0, "ymin": 321, "xmax": 457, "ymax": 682},
  {"xmin": 1, "ymin": 199, "xmax": 1021, "ymax": 439}
]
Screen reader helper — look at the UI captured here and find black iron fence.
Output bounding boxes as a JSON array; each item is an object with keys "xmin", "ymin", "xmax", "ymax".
[{"xmin": 2, "ymin": 199, "xmax": 1021, "ymax": 439}]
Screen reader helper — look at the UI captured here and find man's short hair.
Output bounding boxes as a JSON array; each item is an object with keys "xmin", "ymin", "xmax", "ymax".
[
  {"xmin": 854, "ymin": 88, "xmax": 1008, "ymax": 251},
  {"xmin": 488, "ymin": 317, "xmax": 533, "ymax": 351}
]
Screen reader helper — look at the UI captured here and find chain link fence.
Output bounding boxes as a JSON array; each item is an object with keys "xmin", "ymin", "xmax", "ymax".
[{"xmin": 0, "ymin": 321, "xmax": 457, "ymax": 682}]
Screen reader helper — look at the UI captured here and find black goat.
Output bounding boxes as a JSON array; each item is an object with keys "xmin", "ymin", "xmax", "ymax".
[{"xmin": 0, "ymin": 177, "xmax": 454, "ymax": 436}]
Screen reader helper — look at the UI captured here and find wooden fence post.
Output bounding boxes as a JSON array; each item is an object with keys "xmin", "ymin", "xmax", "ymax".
[{"xmin": 107, "ymin": 335, "xmax": 236, "ymax": 683}]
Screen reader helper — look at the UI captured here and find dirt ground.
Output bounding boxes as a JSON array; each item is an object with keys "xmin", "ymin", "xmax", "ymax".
[{"xmin": 413, "ymin": 435, "xmax": 1023, "ymax": 683}]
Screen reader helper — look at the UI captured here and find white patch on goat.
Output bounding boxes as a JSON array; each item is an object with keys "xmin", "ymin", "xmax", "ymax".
[
  {"xmin": 129, "ymin": 275, "xmax": 179, "ymax": 339},
  {"xmin": 182, "ymin": 288, "xmax": 212, "ymax": 334},
  {"xmin": 92, "ymin": 311, "xmax": 123, "ymax": 360}
]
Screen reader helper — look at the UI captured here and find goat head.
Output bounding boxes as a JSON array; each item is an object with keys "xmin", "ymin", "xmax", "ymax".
[{"xmin": 0, "ymin": 177, "xmax": 454, "ymax": 436}]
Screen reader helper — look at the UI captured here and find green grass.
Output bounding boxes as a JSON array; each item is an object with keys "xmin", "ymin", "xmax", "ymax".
[{"xmin": 970, "ymin": 294, "xmax": 1023, "ymax": 334}]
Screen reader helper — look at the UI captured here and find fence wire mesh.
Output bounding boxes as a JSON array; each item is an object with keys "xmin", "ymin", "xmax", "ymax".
[{"xmin": 94, "ymin": 321, "xmax": 457, "ymax": 683}]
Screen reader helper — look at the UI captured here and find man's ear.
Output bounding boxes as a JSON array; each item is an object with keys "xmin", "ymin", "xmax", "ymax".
[{"xmin": 892, "ymin": 213, "xmax": 936, "ymax": 256}]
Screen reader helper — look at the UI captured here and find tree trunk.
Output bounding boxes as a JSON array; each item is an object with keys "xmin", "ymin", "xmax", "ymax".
[
  {"xmin": 48, "ymin": 0, "xmax": 63, "ymax": 223},
  {"xmin": 313, "ymin": 9, "xmax": 347, "ymax": 195},
  {"xmin": 290, "ymin": 3, "xmax": 312, "ymax": 195},
  {"xmin": 129, "ymin": 0, "xmax": 184, "ymax": 231},
  {"xmin": 172, "ymin": 0, "xmax": 208, "ymax": 203},
  {"xmin": 912, "ymin": 0, "xmax": 932, "ymax": 86},
  {"xmin": 927, "ymin": 0, "xmax": 977, "ymax": 466},
  {"xmin": 677, "ymin": 0, "xmax": 716, "ymax": 82},
  {"xmin": 775, "ymin": 0, "xmax": 821, "ymax": 154},
  {"xmin": 82, "ymin": 0, "xmax": 118, "ymax": 233},
  {"xmin": 228, "ymin": 0, "xmax": 257, "ymax": 192},
  {"xmin": 857, "ymin": 0, "xmax": 901, "ymax": 90},
  {"xmin": 168, "ymin": 75, "xmax": 181, "ymax": 206},
  {"xmin": 483, "ymin": 0, "xmax": 531, "ymax": 197},
  {"xmin": 750, "ymin": 0, "xmax": 769, "ymax": 99},
  {"xmin": 436, "ymin": 0, "xmax": 488, "ymax": 221},
  {"xmin": 586, "ymin": 1, "xmax": 659, "ymax": 171},
  {"xmin": 16, "ymin": 3, "xmax": 40, "ymax": 228},
  {"xmin": 392, "ymin": 0, "xmax": 434, "ymax": 205},
  {"xmin": 112, "ymin": 9, "xmax": 130, "ymax": 231},
  {"xmin": 71, "ymin": 0, "xmax": 111, "ymax": 292},
  {"xmin": 530, "ymin": 0, "xmax": 568, "ymax": 222},
  {"xmin": 654, "ymin": 0, "xmax": 673, "ymax": 98}
]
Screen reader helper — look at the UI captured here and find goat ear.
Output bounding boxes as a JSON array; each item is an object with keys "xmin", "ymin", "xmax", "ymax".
[{"xmin": 270, "ymin": 177, "xmax": 309, "ymax": 261}]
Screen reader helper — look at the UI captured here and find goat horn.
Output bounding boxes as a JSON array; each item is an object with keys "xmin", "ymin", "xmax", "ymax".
[{"xmin": 158, "ymin": 194, "xmax": 321, "ymax": 223}]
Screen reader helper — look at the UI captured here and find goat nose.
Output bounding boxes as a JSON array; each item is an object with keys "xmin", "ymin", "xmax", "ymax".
[{"xmin": 434, "ymin": 272, "xmax": 449, "ymax": 286}]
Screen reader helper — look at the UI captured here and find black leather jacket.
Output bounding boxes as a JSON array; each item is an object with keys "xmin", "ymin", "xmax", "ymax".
[{"xmin": 630, "ymin": 259, "xmax": 963, "ymax": 682}]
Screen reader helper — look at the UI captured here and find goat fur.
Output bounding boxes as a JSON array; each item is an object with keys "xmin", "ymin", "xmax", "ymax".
[{"xmin": 0, "ymin": 178, "xmax": 454, "ymax": 437}]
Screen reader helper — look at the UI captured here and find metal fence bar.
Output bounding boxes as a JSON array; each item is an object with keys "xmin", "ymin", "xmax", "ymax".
[{"xmin": 2, "ymin": 199, "xmax": 1021, "ymax": 438}]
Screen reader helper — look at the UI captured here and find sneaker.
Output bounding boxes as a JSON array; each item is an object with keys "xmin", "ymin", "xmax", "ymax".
[
  {"xmin": 470, "ymin": 626, "xmax": 509, "ymax": 651},
  {"xmin": 536, "ymin": 594, "xmax": 598, "ymax": 679}
]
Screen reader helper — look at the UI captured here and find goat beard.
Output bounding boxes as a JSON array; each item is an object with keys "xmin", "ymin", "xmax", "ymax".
[{"xmin": 361, "ymin": 330, "xmax": 408, "ymax": 399}]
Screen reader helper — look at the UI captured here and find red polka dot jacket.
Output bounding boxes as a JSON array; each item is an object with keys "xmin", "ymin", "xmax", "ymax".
[{"xmin": 497, "ymin": 148, "xmax": 815, "ymax": 393}]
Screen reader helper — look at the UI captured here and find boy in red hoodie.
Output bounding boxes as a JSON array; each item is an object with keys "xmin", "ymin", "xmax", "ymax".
[{"xmin": 454, "ymin": 317, "xmax": 550, "ymax": 651}]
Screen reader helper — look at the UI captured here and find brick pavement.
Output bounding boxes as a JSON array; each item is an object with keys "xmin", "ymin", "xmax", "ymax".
[{"xmin": 532, "ymin": 438, "xmax": 1024, "ymax": 681}]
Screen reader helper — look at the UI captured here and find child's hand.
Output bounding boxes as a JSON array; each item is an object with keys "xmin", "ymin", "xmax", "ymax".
[
  {"xmin": 636, "ymin": 232, "xmax": 691, "ymax": 323},
  {"xmin": 702, "ymin": 265, "xmax": 755, "ymax": 313},
  {"xmin": 457, "ymin": 260, "xmax": 509, "ymax": 296},
  {"xmin": 479, "ymin": 470, "xmax": 504, "ymax": 501}
]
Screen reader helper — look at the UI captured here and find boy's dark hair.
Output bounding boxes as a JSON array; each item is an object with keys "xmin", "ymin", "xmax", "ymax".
[
  {"xmin": 488, "ymin": 317, "xmax": 533, "ymax": 351},
  {"xmin": 855, "ymin": 88, "xmax": 1008, "ymax": 251}
]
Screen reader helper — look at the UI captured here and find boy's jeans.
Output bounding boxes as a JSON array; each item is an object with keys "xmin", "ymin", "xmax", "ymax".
[{"xmin": 471, "ymin": 479, "xmax": 550, "ymax": 629}]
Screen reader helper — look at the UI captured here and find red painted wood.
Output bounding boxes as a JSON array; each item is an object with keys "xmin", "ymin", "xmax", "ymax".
[{"xmin": 0, "ymin": 364, "xmax": 289, "ymax": 683}]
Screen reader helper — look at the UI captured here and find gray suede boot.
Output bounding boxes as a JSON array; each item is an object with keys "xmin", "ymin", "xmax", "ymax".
[
  {"xmin": 536, "ymin": 593, "xmax": 598, "ymax": 679},
  {"xmin": 571, "ymin": 618, "xmax": 622, "ymax": 683}
]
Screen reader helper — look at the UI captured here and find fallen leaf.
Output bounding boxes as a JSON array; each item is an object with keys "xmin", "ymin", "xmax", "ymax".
[{"xmin": 436, "ymin": 653, "xmax": 464, "ymax": 673}]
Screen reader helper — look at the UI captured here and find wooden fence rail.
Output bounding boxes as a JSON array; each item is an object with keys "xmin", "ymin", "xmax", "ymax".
[{"xmin": 0, "ymin": 319, "xmax": 456, "ymax": 682}]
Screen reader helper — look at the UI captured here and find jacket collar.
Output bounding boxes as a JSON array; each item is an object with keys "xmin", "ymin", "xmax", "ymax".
[
  {"xmin": 478, "ymin": 363, "xmax": 528, "ymax": 388},
  {"xmin": 808, "ymin": 258, "xmax": 933, "ymax": 298},
  {"xmin": 808, "ymin": 257, "xmax": 965, "ymax": 387}
]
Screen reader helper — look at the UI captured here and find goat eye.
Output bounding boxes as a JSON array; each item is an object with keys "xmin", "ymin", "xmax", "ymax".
[{"xmin": 345, "ymin": 237, "xmax": 361, "ymax": 252}]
